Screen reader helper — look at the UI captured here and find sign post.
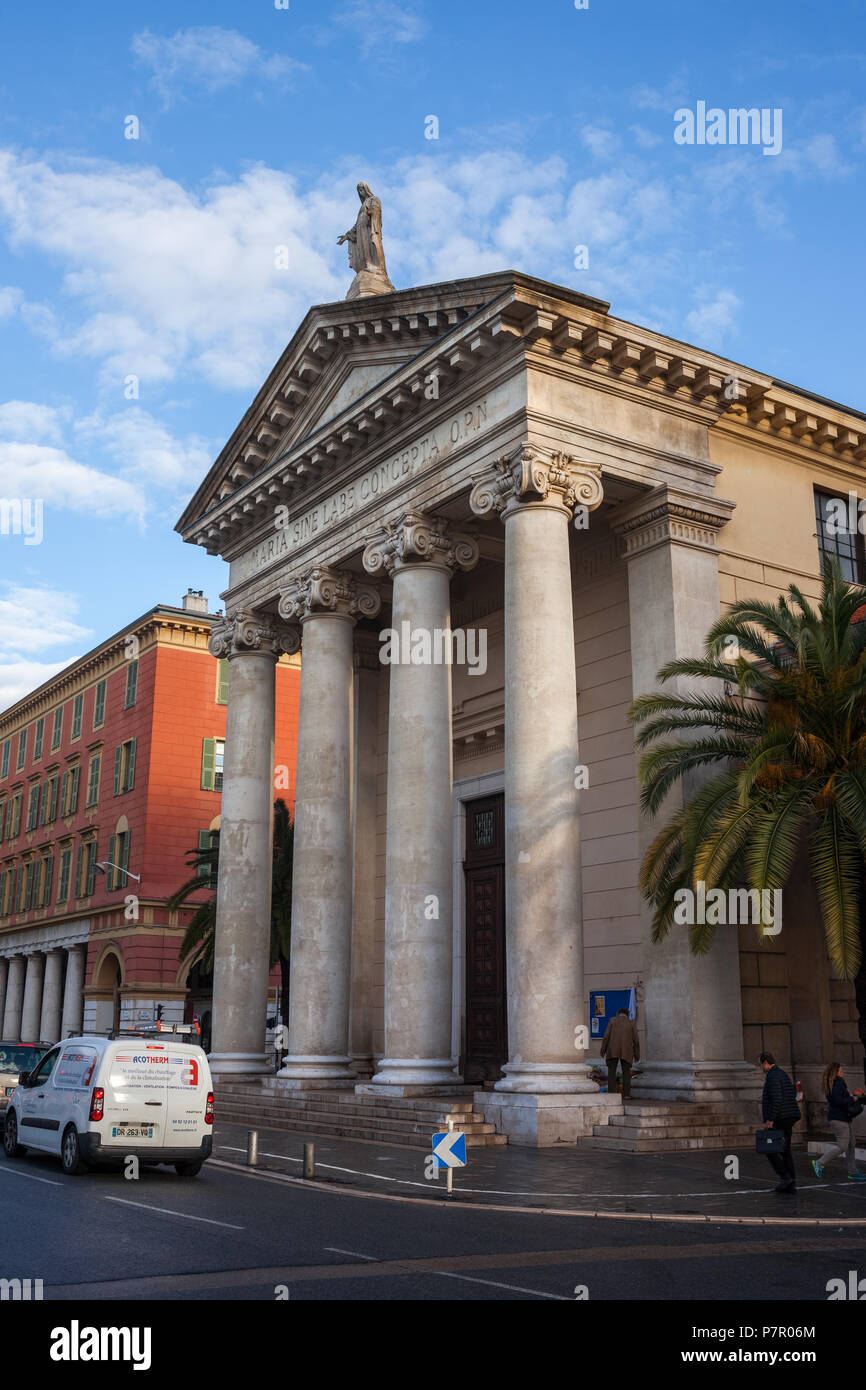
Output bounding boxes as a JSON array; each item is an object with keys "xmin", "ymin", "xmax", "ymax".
[{"xmin": 432, "ymin": 1118, "xmax": 467, "ymax": 1198}]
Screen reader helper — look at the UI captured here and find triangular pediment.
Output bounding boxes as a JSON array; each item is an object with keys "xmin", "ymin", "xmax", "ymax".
[{"xmin": 177, "ymin": 273, "xmax": 527, "ymax": 532}]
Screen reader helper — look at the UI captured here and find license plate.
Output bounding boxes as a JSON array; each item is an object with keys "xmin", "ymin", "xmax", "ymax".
[{"xmin": 111, "ymin": 1126, "xmax": 154, "ymax": 1139}]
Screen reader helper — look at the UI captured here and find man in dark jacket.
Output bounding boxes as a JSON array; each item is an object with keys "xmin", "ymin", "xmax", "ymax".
[
  {"xmin": 600, "ymin": 1008, "xmax": 640, "ymax": 1098},
  {"xmin": 760, "ymin": 1052, "xmax": 801, "ymax": 1194}
]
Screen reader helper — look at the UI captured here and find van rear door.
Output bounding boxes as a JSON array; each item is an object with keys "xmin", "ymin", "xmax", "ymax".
[
  {"xmin": 102, "ymin": 1043, "xmax": 169, "ymax": 1148},
  {"xmin": 164, "ymin": 1046, "xmax": 209, "ymax": 1149}
]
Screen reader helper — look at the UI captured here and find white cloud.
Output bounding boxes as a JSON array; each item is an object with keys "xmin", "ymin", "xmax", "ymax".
[
  {"xmin": 74, "ymin": 408, "xmax": 212, "ymax": 490},
  {"xmin": 332, "ymin": 1, "xmax": 428, "ymax": 55},
  {"xmin": 131, "ymin": 27, "xmax": 305, "ymax": 105},
  {"xmin": 0, "ymin": 401, "xmax": 65, "ymax": 444},
  {"xmin": 0, "ymin": 586, "xmax": 92, "ymax": 711},
  {"xmin": 580, "ymin": 126, "xmax": 621, "ymax": 160},
  {"xmin": 630, "ymin": 124, "xmax": 662, "ymax": 149},
  {"xmin": 685, "ymin": 288, "xmax": 742, "ymax": 347},
  {"xmin": 0, "ymin": 285, "xmax": 22, "ymax": 319},
  {"xmin": 0, "ymin": 441, "xmax": 145, "ymax": 521}
]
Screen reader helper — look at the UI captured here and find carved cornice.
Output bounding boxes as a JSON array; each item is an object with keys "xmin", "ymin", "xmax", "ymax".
[
  {"xmin": 207, "ymin": 609, "xmax": 301, "ymax": 661},
  {"xmin": 469, "ymin": 442, "xmax": 604, "ymax": 520},
  {"xmin": 609, "ymin": 485, "xmax": 735, "ymax": 557},
  {"xmin": 277, "ymin": 566, "xmax": 382, "ymax": 624},
  {"xmin": 362, "ymin": 511, "xmax": 480, "ymax": 578}
]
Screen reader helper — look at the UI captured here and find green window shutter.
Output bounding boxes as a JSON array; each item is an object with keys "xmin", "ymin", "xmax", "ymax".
[
  {"xmin": 121, "ymin": 831, "xmax": 130, "ymax": 879},
  {"xmin": 0, "ymin": 870, "xmax": 5, "ymax": 915},
  {"xmin": 85, "ymin": 840, "xmax": 96, "ymax": 896},
  {"xmin": 58, "ymin": 850, "xmax": 70, "ymax": 904},
  {"xmin": 49, "ymin": 776, "xmax": 58, "ymax": 821},
  {"xmin": 217, "ymin": 660, "xmax": 230, "ymax": 704},
  {"xmin": 74, "ymin": 843, "xmax": 83, "ymax": 898},
  {"xmin": 201, "ymin": 738, "xmax": 216, "ymax": 791},
  {"xmin": 197, "ymin": 829, "xmax": 211, "ymax": 879},
  {"xmin": 11, "ymin": 796, "xmax": 20, "ymax": 837},
  {"xmin": 113, "ymin": 745, "xmax": 122, "ymax": 795},
  {"xmin": 125, "ymin": 739, "xmax": 136, "ymax": 792},
  {"xmin": 39, "ymin": 781, "xmax": 47, "ymax": 825},
  {"xmin": 23, "ymin": 863, "xmax": 32, "ymax": 911},
  {"xmin": 60, "ymin": 770, "xmax": 69, "ymax": 817},
  {"xmin": 69, "ymin": 765, "xmax": 80, "ymax": 814},
  {"xmin": 43, "ymin": 855, "xmax": 53, "ymax": 907},
  {"xmin": 125, "ymin": 661, "xmax": 138, "ymax": 708},
  {"xmin": 94, "ymin": 680, "xmax": 105, "ymax": 728},
  {"xmin": 26, "ymin": 785, "xmax": 38, "ymax": 830},
  {"xmin": 0, "ymin": 803, "xmax": 4, "ymax": 843},
  {"xmin": 107, "ymin": 834, "xmax": 116, "ymax": 891},
  {"xmin": 13, "ymin": 866, "xmax": 21, "ymax": 911},
  {"xmin": 1, "ymin": 739, "xmax": 8, "ymax": 777},
  {"xmin": 3, "ymin": 802, "xmax": 9, "ymax": 838},
  {"xmin": 34, "ymin": 718, "xmax": 44, "ymax": 761}
]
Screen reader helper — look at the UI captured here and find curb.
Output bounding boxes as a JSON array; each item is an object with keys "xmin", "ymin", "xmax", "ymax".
[{"xmin": 207, "ymin": 1157, "xmax": 866, "ymax": 1227}]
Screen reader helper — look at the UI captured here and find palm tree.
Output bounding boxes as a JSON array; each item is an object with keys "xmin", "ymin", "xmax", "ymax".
[
  {"xmin": 168, "ymin": 799, "xmax": 294, "ymax": 1030},
  {"xmin": 629, "ymin": 558, "xmax": 866, "ymax": 1077}
]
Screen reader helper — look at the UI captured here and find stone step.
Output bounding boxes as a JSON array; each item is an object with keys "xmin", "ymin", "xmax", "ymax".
[
  {"xmin": 598, "ymin": 1123, "xmax": 756, "ymax": 1141},
  {"xmin": 215, "ymin": 1107, "xmax": 508, "ymax": 1149},
  {"xmin": 214, "ymin": 1095, "xmax": 487, "ymax": 1129},
  {"xmin": 576, "ymin": 1134, "xmax": 745, "ymax": 1153}
]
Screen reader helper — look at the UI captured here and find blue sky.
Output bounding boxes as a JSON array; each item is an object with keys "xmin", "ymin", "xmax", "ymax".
[{"xmin": 1, "ymin": 0, "xmax": 864, "ymax": 709}]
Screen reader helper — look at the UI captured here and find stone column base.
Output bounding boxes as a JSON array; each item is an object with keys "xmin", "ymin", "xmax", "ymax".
[
  {"xmin": 349, "ymin": 1054, "xmax": 376, "ymax": 1080},
  {"xmin": 209, "ymin": 1052, "xmax": 270, "ymax": 1079},
  {"xmin": 631, "ymin": 1060, "xmax": 764, "ymax": 1105},
  {"xmin": 368, "ymin": 1057, "xmax": 463, "ymax": 1088},
  {"xmin": 276, "ymin": 1054, "xmax": 355, "ymax": 1086},
  {"xmin": 475, "ymin": 1091, "xmax": 623, "ymax": 1146}
]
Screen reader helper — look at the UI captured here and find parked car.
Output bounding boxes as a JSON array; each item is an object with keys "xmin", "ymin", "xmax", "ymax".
[
  {"xmin": 2, "ymin": 1026, "xmax": 214, "ymax": 1176},
  {"xmin": 0, "ymin": 1042, "xmax": 52, "ymax": 1125}
]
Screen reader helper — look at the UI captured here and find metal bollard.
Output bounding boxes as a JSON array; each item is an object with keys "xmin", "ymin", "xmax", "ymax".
[
  {"xmin": 247, "ymin": 1129, "xmax": 259, "ymax": 1167},
  {"xmin": 303, "ymin": 1142, "xmax": 315, "ymax": 1179}
]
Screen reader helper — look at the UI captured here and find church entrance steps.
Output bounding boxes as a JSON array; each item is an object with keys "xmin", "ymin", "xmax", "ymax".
[
  {"xmin": 213, "ymin": 1081, "xmax": 508, "ymax": 1149},
  {"xmin": 576, "ymin": 1098, "xmax": 805, "ymax": 1153}
]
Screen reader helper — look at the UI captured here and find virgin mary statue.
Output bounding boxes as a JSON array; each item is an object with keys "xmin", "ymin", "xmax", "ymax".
[{"xmin": 338, "ymin": 182, "xmax": 395, "ymax": 299}]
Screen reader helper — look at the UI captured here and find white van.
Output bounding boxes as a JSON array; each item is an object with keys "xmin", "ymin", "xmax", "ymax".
[{"xmin": 2, "ymin": 1027, "xmax": 214, "ymax": 1177}]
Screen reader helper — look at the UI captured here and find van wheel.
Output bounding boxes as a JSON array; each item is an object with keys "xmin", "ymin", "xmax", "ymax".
[
  {"xmin": 61, "ymin": 1125, "xmax": 88, "ymax": 1176},
  {"xmin": 3, "ymin": 1112, "xmax": 27, "ymax": 1158},
  {"xmin": 175, "ymin": 1160, "xmax": 202, "ymax": 1177}
]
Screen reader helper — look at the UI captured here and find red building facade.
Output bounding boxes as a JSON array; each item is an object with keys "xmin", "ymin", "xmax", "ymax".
[{"xmin": 0, "ymin": 591, "xmax": 299, "ymax": 1045}]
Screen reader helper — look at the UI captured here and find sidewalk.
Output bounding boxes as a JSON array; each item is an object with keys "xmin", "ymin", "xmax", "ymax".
[{"xmin": 211, "ymin": 1119, "xmax": 866, "ymax": 1223}]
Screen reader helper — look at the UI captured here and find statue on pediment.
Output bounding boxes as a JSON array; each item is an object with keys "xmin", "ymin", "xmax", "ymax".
[{"xmin": 338, "ymin": 181, "xmax": 395, "ymax": 299}]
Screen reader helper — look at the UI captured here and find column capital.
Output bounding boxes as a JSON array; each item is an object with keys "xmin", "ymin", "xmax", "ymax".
[
  {"xmin": 362, "ymin": 510, "xmax": 479, "ymax": 578},
  {"xmin": 277, "ymin": 566, "xmax": 382, "ymax": 626},
  {"xmin": 609, "ymin": 483, "xmax": 736, "ymax": 558},
  {"xmin": 469, "ymin": 442, "xmax": 604, "ymax": 521},
  {"xmin": 207, "ymin": 608, "xmax": 301, "ymax": 661}
]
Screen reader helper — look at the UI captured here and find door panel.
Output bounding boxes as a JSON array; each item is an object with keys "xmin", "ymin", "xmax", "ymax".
[{"xmin": 464, "ymin": 794, "xmax": 507, "ymax": 1085}]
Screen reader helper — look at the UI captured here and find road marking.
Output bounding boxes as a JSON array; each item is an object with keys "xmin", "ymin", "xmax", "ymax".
[
  {"xmin": 104, "ymin": 1196, "xmax": 244, "ymax": 1229},
  {"xmin": 0, "ymin": 1165, "xmax": 62, "ymax": 1187},
  {"xmin": 435, "ymin": 1271, "xmax": 569, "ymax": 1300},
  {"xmin": 325, "ymin": 1247, "xmax": 377, "ymax": 1260}
]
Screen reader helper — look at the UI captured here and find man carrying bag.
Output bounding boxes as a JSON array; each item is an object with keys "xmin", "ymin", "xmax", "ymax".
[{"xmin": 758, "ymin": 1052, "xmax": 801, "ymax": 1194}]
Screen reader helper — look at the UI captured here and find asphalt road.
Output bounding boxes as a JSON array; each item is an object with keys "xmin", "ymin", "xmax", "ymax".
[{"xmin": 1, "ymin": 1140, "xmax": 863, "ymax": 1304}]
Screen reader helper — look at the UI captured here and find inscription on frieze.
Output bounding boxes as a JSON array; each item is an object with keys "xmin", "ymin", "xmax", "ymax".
[{"xmin": 232, "ymin": 398, "xmax": 490, "ymax": 584}]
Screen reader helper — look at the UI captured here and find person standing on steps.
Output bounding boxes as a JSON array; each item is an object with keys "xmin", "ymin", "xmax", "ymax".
[
  {"xmin": 600, "ymin": 1007, "xmax": 640, "ymax": 1099},
  {"xmin": 812, "ymin": 1061, "xmax": 866, "ymax": 1183},
  {"xmin": 760, "ymin": 1052, "xmax": 801, "ymax": 1194}
]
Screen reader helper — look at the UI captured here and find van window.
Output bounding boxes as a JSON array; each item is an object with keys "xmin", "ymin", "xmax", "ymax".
[
  {"xmin": 54, "ymin": 1047, "xmax": 98, "ymax": 1089},
  {"xmin": 27, "ymin": 1049, "xmax": 60, "ymax": 1084}
]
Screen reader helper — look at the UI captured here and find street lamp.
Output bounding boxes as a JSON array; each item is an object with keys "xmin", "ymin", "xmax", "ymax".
[{"xmin": 94, "ymin": 862, "xmax": 141, "ymax": 883}]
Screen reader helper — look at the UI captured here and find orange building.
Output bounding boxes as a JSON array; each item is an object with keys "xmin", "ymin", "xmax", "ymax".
[{"xmin": 0, "ymin": 591, "xmax": 299, "ymax": 1048}]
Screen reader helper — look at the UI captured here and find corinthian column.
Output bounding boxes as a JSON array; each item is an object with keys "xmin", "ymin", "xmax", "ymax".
[
  {"xmin": 39, "ymin": 949, "xmax": 64, "ymax": 1042},
  {"xmin": 2, "ymin": 956, "xmax": 24, "ymax": 1038},
  {"xmin": 20, "ymin": 952, "xmax": 45, "ymax": 1043},
  {"xmin": 207, "ymin": 609, "xmax": 299, "ymax": 1077},
  {"xmin": 276, "ymin": 567, "xmax": 381, "ymax": 1086},
  {"xmin": 362, "ymin": 511, "xmax": 479, "ymax": 1090},
  {"xmin": 470, "ymin": 444, "xmax": 603, "ymax": 1098}
]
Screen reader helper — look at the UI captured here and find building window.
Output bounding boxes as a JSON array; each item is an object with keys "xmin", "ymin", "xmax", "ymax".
[
  {"xmin": 16, "ymin": 729, "xmax": 27, "ymax": 771},
  {"xmin": 125, "ymin": 660, "xmax": 139, "ymax": 709},
  {"xmin": 1, "ymin": 739, "xmax": 9, "ymax": 779},
  {"xmin": 57, "ymin": 847, "xmax": 72, "ymax": 904},
  {"xmin": 86, "ymin": 752, "xmax": 101, "ymax": 808},
  {"xmin": 39, "ymin": 854, "xmax": 54, "ymax": 909},
  {"xmin": 201, "ymin": 738, "xmax": 225, "ymax": 792},
  {"xmin": 216, "ymin": 660, "xmax": 230, "ymax": 705},
  {"xmin": 71, "ymin": 693, "xmax": 84, "ymax": 741},
  {"xmin": 39, "ymin": 775, "xmax": 59, "ymax": 826},
  {"xmin": 76, "ymin": 838, "xmax": 97, "ymax": 899},
  {"xmin": 197, "ymin": 828, "xmax": 219, "ymax": 883},
  {"xmin": 814, "ymin": 488, "xmax": 866, "ymax": 584},
  {"xmin": 113, "ymin": 739, "xmax": 136, "ymax": 795},
  {"xmin": 51, "ymin": 706, "xmax": 63, "ymax": 752},
  {"xmin": 0, "ymin": 800, "xmax": 5, "ymax": 843},
  {"xmin": 26, "ymin": 783, "xmax": 39, "ymax": 832},
  {"xmin": 34, "ymin": 717, "xmax": 44, "ymax": 762},
  {"xmin": 61, "ymin": 765, "xmax": 80, "ymax": 817},
  {"xmin": 107, "ymin": 829, "xmax": 131, "ymax": 891},
  {"xmin": 19, "ymin": 860, "xmax": 34, "ymax": 912},
  {"xmin": 93, "ymin": 679, "xmax": 106, "ymax": 729},
  {"xmin": 6, "ymin": 792, "xmax": 21, "ymax": 839}
]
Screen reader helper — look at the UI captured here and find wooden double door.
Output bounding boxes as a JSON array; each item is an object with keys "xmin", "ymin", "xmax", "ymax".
[{"xmin": 463, "ymin": 794, "xmax": 507, "ymax": 1085}]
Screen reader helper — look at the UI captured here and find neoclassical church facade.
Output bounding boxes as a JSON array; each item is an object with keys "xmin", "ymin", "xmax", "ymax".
[{"xmin": 177, "ymin": 235, "xmax": 865, "ymax": 1143}]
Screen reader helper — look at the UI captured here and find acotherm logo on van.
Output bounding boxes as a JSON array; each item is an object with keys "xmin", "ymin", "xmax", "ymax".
[{"xmin": 50, "ymin": 1321, "xmax": 152, "ymax": 1371}]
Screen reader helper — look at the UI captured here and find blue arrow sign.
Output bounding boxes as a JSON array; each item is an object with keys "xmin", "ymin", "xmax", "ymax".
[{"xmin": 432, "ymin": 1130, "xmax": 467, "ymax": 1168}]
